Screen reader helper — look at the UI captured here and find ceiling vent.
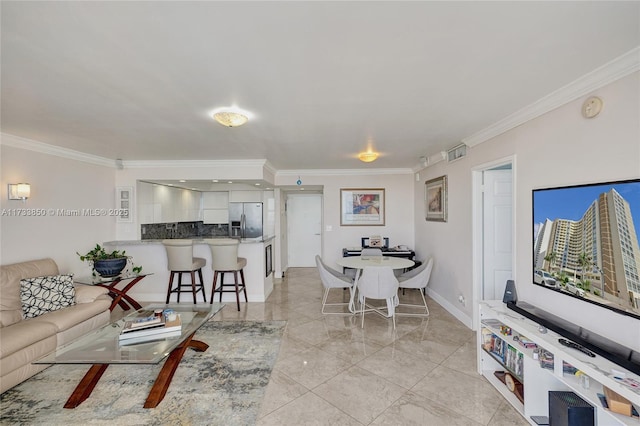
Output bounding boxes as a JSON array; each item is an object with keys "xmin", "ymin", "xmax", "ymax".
[{"xmin": 447, "ymin": 144, "xmax": 467, "ymax": 162}]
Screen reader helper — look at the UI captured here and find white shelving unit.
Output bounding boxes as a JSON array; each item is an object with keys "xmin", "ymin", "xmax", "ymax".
[{"xmin": 478, "ymin": 301, "xmax": 639, "ymax": 425}]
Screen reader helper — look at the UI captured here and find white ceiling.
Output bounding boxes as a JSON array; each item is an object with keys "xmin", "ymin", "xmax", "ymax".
[{"xmin": 2, "ymin": 2, "xmax": 639, "ymax": 170}]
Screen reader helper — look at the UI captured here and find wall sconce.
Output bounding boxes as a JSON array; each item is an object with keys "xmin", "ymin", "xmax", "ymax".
[{"xmin": 8, "ymin": 183, "xmax": 30, "ymax": 201}]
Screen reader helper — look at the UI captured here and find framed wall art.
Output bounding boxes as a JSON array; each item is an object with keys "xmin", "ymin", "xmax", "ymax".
[
  {"xmin": 340, "ymin": 188, "xmax": 385, "ymax": 226},
  {"xmin": 425, "ymin": 176, "xmax": 447, "ymax": 222}
]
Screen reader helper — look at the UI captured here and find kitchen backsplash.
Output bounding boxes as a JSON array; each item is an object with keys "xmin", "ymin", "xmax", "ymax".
[{"xmin": 141, "ymin": 221, "xmax": 230, "ymax": 240}]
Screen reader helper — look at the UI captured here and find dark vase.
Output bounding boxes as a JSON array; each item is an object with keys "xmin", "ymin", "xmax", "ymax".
[{"xmin": 93, "ymin": 258, "xmax": 127, "ymax": 278}]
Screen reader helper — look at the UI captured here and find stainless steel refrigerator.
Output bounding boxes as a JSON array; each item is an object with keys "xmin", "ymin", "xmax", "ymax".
[{"xmin": 229, "ymin": 202, "xmax": 263, "ymax": 238}]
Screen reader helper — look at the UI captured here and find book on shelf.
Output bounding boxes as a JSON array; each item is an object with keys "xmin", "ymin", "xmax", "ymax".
[
  {"xmin": 119, "ymin": 315, "xmax": 182, "ymax": 341},
  {"xmin": 516, "ymin": 335, "xmax": 538, "ymax": 349},
  {"xmin": 119, "ymin": 330, "xmax": 182, "ymax": 346}
]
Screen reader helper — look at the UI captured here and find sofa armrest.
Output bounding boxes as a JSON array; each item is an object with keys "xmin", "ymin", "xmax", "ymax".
[{"xmin": 73, "ymin": 284, "xmax": 109, "ymax": 304}]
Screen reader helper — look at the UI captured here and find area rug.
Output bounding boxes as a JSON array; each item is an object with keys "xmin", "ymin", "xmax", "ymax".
[{"xmin": 0, "ymin": 320, "xmax": 286, "ymax": 425}]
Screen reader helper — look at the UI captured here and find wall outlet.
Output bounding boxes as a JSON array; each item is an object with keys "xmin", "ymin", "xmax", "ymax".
[{"xmin": 458, "ymin": 294, "xmax": 466, "ymax": 306}]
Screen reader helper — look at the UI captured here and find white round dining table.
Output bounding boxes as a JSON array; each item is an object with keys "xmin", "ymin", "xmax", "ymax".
[
  {"xmin": 336, "ymin": 256, "xmax": 414, "ymax": 270},
  {"xmin": 336, "ymin": 256, "xmax": 415, "ymax": 313}
]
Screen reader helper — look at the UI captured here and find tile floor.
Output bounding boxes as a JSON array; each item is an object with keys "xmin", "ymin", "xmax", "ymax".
[{"xmin": 208, "ymin": 267, "xmax": 529, "ymax": 425}]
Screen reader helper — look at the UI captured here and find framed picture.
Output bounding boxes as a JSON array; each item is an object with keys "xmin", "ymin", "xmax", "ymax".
[
  {"xmin": 340, "ymin": 188, "xmax": 385, "ymax": 226},
  {"xmin": 116, "ymin": 186, "xmax": 133, "ymax": 223},
  {"xmin": 425, "ymin": 175, "xmax": 447, "ymax": 222}
]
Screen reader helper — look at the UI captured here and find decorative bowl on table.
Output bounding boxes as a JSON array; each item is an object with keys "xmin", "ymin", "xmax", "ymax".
[{"xmin": 93, "ymin": 258, "xmax": 127, "ymax": 278}]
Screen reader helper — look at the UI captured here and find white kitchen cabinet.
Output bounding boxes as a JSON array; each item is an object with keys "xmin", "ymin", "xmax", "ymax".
[
  {"xmin": 137, "ymin": 182, "xmax": 155, "ymax": 224},
  {"xmin": 182, "ymin": 189, "xmax": 201, "ymax": 221},
  {"xmin": 263, "ymin": 190, "xmax": 275, "ymax": 237},
  {"xmin": 142, "ymin": 183, "xmax": 200, "ymax": 223},
  {"xmin": 203, "ymin": 209, "xmax": 229, "ymax": 224},
  {"xmin": 202, "ymin": 191, "xmax": 229, "ymax": 208},
  {"xmin": 202, "ymin": 191, "xmax": 229, "ymax": 224}
]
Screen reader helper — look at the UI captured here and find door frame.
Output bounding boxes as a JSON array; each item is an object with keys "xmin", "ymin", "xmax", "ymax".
[{"xmin": 471, "ymin": 155, "xmax": 516, "ymax": 331}]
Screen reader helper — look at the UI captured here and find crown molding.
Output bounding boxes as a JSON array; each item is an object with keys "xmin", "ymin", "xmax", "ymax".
[
  {"xmin": 0, "ymin": 134, "xmax": 412, "ymax": 176},
  {"xmin": 463, "ymin": 47, "xmax": 640, "ymax": 147},
  {"xmin": 262, "ymin": 160, "xmax": 277, "ymax": 176},
  {"xmin": 0, "ymin": 133, "xmax": 277, "ymax": 172},
  {"xmin": 277, "ymin": 168, "xmax": 413, "ymax": 177},
  {"xmin": 122, "ymin": 159, "xmax": 269, "ymax": 169},
  {"xmin": 0, "ymin": 133, "xmax": 116, "ymax": 168}
]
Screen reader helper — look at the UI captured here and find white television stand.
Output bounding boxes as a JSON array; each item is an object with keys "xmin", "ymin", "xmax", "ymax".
[{"xmin": 477, "ymin": 301, "xmax": 639, "ymax": 425}]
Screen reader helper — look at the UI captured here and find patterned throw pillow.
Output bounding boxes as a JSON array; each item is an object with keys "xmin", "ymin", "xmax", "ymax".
[{"xmin": 20, "ymin": 274, "xmax": 76, "ymax": 319}]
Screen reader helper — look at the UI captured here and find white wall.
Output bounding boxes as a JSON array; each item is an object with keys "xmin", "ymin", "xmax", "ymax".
[
  {"xmin": 275, "ymin": 172, "xmax": 415, "ymax": 270},
  {"xmin": 0, "ymin": 145, "xmax": 116, "ymax": 275},
  {"xmin": 416, "ymin": 72, "xmax": 640, "ymax": 350}
]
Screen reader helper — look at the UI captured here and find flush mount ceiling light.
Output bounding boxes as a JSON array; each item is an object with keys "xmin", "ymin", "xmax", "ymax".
[
  {"xmin": 211, "ymin": 107, "xmax": 250, "ymax": 127},
  {"xmin": 358, "ymin": 151, "xmax": 379, "ymax": 163}
]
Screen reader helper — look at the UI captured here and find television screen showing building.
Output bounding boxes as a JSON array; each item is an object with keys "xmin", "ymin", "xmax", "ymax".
[{"xmin": 534, "ymin": 187, "xmax": 640, "ymax": 314}]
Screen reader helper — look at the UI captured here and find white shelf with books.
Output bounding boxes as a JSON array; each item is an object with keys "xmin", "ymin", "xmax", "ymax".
[{"xmin": 478, "ymin": 301, "xmax": 639, "ymax": 426}]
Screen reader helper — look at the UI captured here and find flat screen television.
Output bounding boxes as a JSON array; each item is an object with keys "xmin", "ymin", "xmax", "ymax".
[{"xmin": 532, "ymin": 177, "xmax": 640, "ymax": 321}]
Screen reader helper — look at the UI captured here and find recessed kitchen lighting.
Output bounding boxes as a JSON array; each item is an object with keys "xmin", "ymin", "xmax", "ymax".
[
  {"xmin": 179, "ymin": 180, "xmax": 186, "ymax": 183},
  {"xmin": 255, "ymin": 183, "xmax": 261, "ymax": 186},
  {"xmin": 228, "ymin": 181, "xmax": 233, "ymax": 184},
  {"xmin": 212, "ymin": 179, "xmax": 219, "ymax": 183}
]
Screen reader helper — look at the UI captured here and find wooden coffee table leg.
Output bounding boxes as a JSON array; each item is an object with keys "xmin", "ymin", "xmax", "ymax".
[
  {"xmin": 143, "ymin": 334, "xmax": 209, "ymax": 408},
  {"xmin": 64, "ymin": 364, "xmax": 109, "ymax": 409}
]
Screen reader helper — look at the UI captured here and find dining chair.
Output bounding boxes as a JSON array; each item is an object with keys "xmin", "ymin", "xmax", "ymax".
[
  {"xmin": 315, "ymin": 255, "xmax": 354, "ymax": 315},
  {"xmin": 162, "ymin": 239, "xmax": 207, "ymax": 303},
  {"xmin": 396, "ymin": 258, "xmax": 433, "ymax": 317},
  {"xmin": 356, "ymin": 266, "xmax": 399, "ymax": 329}
]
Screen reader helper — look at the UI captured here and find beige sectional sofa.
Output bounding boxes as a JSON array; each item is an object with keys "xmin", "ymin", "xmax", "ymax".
[{"xmin": 0, "ymin": 258, "xmax": 111, "ymax": 393}]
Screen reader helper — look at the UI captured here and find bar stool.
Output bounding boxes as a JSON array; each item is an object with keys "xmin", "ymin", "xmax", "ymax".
[
  {"xmin": 206, "ymin": 238, "xmax": 247, "ymax": 311},
  {"xmin": 162, "ymin": 239, "xmax": 207, "ymax": 303}
]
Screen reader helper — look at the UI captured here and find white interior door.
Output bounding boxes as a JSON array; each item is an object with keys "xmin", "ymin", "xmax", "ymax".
[
  {"xmin": 482, "ymin": 168, "xmax": 513, "ymax": 300},
  {"xmin": 287, "ymin": 194, "xmax": 322, "ymax": 267}
]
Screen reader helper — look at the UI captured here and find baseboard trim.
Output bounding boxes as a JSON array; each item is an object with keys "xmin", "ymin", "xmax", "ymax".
[{"xmin": 426, "ymin": 288, "xmax": 473, "ymax": 329}]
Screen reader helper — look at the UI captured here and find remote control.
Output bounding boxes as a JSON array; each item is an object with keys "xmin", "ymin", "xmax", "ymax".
[{"xmin": 558, "ymin": 338, "xmax": 596, "ymax": 357}]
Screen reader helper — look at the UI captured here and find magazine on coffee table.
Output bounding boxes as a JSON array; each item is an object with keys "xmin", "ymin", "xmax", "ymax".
[
  {"xmin": 122, "ymin": 315, "xmax": 164, "ymax": 331},
  {"xmin": 119, "ymin": 315, "xmax": 182, "ymax": 341},
  {"xmin": 119, "ymin": 329, "xmax": 182, "ymax": 346}
]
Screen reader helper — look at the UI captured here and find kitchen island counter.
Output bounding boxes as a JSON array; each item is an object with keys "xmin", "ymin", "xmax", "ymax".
[
  {"xmin": 103, "ymin": 238, "xmax": 275, "ymax": 304},
  {"xmin": 105, "ymin": 235, "xmax": 275, "ymax": 245}
]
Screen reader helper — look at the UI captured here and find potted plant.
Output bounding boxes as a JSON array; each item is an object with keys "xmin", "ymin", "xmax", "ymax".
[{"xmin": 77, "ymin": 244, "xmax": 142, "ymax": 278}]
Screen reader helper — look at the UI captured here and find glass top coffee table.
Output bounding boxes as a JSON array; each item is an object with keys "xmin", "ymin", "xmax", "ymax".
[{"xmin": 35, "ymin": 303, "xmax": 224, "ymax": 409}]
